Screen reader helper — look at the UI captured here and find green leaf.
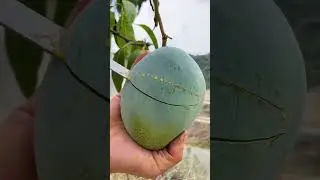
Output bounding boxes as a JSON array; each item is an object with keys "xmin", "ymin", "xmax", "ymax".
[
  {"xmin": 5, "ymin": 0, "xmax": 79, "ymax": 98},
  {"xmin": 110, "ymin": 10, "xmax": 116, "ymax": 48},
  {"xmin": 116, "ymin": 0, "xmax": 146, "ymax": 14},
  {"xmin": 114, "ymin": 14, "xmax": 135, "ymax": 48},
  {"xmin": 122, "ymin": 0, "xmax": 137, "ymax": 23},
  {"xmin": 5, "ymin": 0, "xmax": 47, "ymax": 98},
  {"xmin": 130, "ymin": 0, "xmax": 147, "ymax": 13},
  {"xmin": 112, "ymin": 69, "xmax": 124, "ymax": 93},
  {"xmin": 112, "ymin": 45, "xmax": 131, "ymax": 92},
  {"xmin": 115, "ymin": 0, "xmax": 123, "ymax": 14},
  {"xmin": 110, "ymin": 10, "xmax": 116, "ymax": 31},
  {"xmin": 114, "ymin": 0, "xmax": 137, "ymax": 48},
  {"xmin": 137, "ymin": 24, "xmax": 159, "ymax": 49},
  {"xmin": 5, "ymin": 31, "xmax": 43, "ymax": 98},
  {"xmin": 127, "ymin": 49, "xmax": 143, "ymax": 69}
]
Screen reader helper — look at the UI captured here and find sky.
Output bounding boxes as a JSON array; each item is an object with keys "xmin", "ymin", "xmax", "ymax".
[{"xmin": 111, "ymin": 0, "xmax": 210, "ymax": 55}]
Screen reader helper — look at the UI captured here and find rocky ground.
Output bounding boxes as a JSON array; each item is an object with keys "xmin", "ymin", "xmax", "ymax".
[{"xmin": 280, "ymin": 86, "xmax": 320, "ymax": 180}]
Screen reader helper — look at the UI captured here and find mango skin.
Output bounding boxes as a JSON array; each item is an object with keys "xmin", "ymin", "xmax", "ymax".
[
  {"xmin": 210, "ymin": 0, "xmax": 306, "ymax": 180},
  {"xmin": 120, "ymin": 47, "xmax": 206, "ymax": 150},
  {"xmin": 35, "ymin": 0, "xmax": 109, "ymax": 180}
]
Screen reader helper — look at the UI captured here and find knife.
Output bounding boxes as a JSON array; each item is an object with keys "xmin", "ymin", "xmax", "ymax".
[{"xmin": 0, "ymin": 0, "xmax": 130, "ymax": 78}]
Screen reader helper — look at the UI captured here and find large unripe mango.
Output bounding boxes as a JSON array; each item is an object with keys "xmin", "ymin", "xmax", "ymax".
[
  {"xmin": 211, "ymin": 0, "xmax": 306, "ymax": 180},
  {"xmin": 120, "ymin": 46, "xmax": 206, "ymax": 150},
  {"xmin": 35, "ymin": 0, "xmax": 109, "ymax": 179}
]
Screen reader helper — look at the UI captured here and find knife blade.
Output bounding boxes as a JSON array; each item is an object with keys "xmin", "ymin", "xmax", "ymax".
[{"xmin": 0, "ymin": 0, "xmax": 129, "ymax": 78}]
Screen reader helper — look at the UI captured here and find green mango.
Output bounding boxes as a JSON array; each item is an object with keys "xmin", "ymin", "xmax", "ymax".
[
  {"xmin": 211, "ymin": 0, "xmax": 307, "ymax": 180},
  {"xmin": 120, "ymin": 46, "xmax": 206, "ymax": 150},
  {"xmin": 35, "ymin": 0, "xmax": 109, "ymax": 179}
]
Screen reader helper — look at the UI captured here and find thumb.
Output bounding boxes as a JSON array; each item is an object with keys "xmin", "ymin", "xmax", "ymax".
[
  {"xmin": 110, "ymin": 94, "xmax": 122, "ymax": 125},
  {"xmin": 19, "ymin": 92, "xmax": 39, "ymax": 118}
]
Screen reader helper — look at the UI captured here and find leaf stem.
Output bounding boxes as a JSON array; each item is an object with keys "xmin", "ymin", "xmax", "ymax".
[
  {"xmin": 110, "ymin": 28, "xmax": 131, "ymax": 43},
  {"xmin": 149, "ymin": 0, "xmax": 154, "ymax": 11},
  {"xmin": 110, "ymin": 29, "xmax": 152, "ymax": 47}
]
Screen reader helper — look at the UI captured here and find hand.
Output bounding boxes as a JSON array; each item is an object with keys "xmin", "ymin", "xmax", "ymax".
[
  {"xmin": 110, "ymin": 94, "xmax": 186, "ymax": 179},
  {"xmin": 0, "ymin": 91, "xmax": 186, "ymax": 180},
  {"xmin": 0, "ymin": 94, "xmax": 38, "ymax": 180}
]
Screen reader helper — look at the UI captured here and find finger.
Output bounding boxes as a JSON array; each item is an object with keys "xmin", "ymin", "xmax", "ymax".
[
  {"xmin": 19, "ymin": 92, "xmax": 39, "ymax": 118},
  {"xmin": 150, "ymin": 132, "xmax": 186, "ymax": 175},
  {"xmin": 110, "ymin": 94, "xmax": 122, "ymax": 124},
  {"xmin": 0, "ymin": 105, "xmax": 37, "ymax": 180},
  {"xmin": 167, "ymin": 132, "xmax": 187, "ymax": 160}
]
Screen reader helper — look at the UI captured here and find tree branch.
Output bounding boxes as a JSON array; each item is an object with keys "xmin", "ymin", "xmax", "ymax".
[
  {"xmin": 149, "ymin": 0, "xmax": 154, "ymax": 11},
  {"xmin": 152, "ymin": 0, "xmax": 171, "ymax": 47},
  {"xmin": 110, "ymin": 29, "xmax": 131, "ymax": 43}
]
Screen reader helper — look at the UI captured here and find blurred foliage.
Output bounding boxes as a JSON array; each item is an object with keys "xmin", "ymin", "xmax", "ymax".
[
  {"xmin": 191, "ymin": 54, "xmax": 210, "ymax": 89},
  {"xmin": 8, "ymin": 0, "xmax": 319, "ymax": 97},
  {"xmin": 5, "ymin": 0, "xmax": 78, "ymax": 98},
  {"xmin": 5, "ymin": 0, "xmax": 47, "ymax": 98},
  {"xmin": 115, "ymin": 0, "xmax": 147, "ymax": 14},
  {"xmin": 110, "ymin": 0, "xmax": 159, "ymax": 92},
  {"xmin": 5, "ymin": 0, "xmax": 149, "ymax": 98}
]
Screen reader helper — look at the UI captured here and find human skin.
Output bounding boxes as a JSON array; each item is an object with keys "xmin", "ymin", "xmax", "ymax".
[
  {"xmin": 110, "ymin": 94, "xmax": 186, "ymax": 179},
  {"xmin": 0, "ymin": 0, "xmax": 185, "ymax": 179},
  {"xmin": 0, "ymin": 92, "xmax": 186, "ymax": 180},
  {"xmin": 0, "ymin": 94, "xmax": 38, "ymax": 180},
  {"xmin": 110, "ymin": 50, "xmax": 187, "ymax": 178}
]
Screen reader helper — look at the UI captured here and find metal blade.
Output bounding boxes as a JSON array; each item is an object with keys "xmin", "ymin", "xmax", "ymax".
[
  {"xmin": 0, "ymin": 0, "xmax": 130, "ymax": 78},
  {"xmin": 110, "ymin": 60, "xmax": 130, "ymax": 78},
  {"xmin": 0, "ymin": 0, "xmax": 65, "ymax": 58}
]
